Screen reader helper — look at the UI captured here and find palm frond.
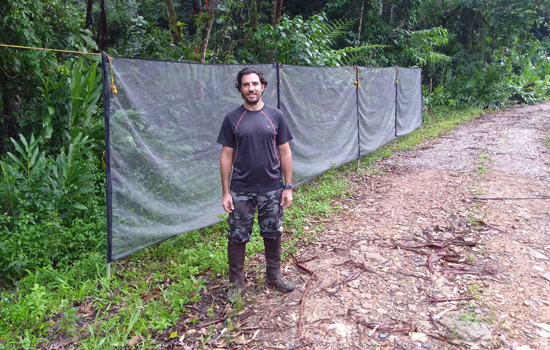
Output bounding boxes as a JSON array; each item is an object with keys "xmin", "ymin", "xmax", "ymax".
[{"xmin": 334, "ymin": 44, "xmax": 389, "ymax": 66}]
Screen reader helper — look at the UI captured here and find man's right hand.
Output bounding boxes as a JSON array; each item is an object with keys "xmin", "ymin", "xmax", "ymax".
[{"xmin": 222, "ymin": 193, "xmax": 234, "ymax": 213}]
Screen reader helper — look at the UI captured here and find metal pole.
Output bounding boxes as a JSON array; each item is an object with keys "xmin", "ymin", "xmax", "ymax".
[
  {"xmin": 394, "ymin": 66, "xmax": 399, "ymax": 140},
  {"xmin": 102, "ymin": 51, "xmax": 114, "ymax": 274},
  {"xmin": 355, "ymin": 66, "xmax": 361, "ymax": 170},
  {"xmin": 107, "ymin": 262, "xmax": 111, "ymax": 278},
  {"xmin": 276, "ymin": 62, "xmax": 280, "ymax": 110}
]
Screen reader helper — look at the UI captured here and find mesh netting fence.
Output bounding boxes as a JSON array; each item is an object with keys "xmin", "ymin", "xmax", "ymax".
[{"xmin": 102, "ymin": 53, "xmax": 422, "ymax": 262}]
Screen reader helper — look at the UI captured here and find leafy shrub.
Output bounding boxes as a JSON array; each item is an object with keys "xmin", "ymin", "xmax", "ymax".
[
  {"xmin": 244, "ymin": 13, "xmax": 384, "ymax": 66},
  {"xmin": 112, "ymin": 16, "xmax": 191, "ymax": 61},
  {"xmin": 507, "ymin": 61, "xmax": 550, "ymax": 104},
  {"xmin": 400, "ymin": 27, "xmax": 451, "ymax": 67},
  {"xmin": 0, "ymin": 133, "xmax": 105, "ymax": 281}
]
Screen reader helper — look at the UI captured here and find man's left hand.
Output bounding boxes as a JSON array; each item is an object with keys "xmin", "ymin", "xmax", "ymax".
[{"xmin": 281, "ymin": 189, "xmax": 293, "ymax": 209}]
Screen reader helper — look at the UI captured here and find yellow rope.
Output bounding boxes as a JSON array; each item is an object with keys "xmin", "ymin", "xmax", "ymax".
[
  {"xmin": 0, "ymin": 43, "xmax": 101, "ymax": 55},
  {"xmin": 0, "ymin": 43, "xmax": 117, "ymax": 94},
  {"xmin": 395, "ymin": 66, "xmax": 399, "ymax": 85},
  {"xmin": 354, "ymin": 66, "xmax": 360, "ymax": 89},
  {"xmin": 105, "ymin": 55, "xmax": 117, "ymax": 94}
]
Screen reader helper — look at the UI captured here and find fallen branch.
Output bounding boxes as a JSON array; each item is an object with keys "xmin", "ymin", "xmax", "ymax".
[
  {"xmin": 427, "ymin": 333, "xmax": 461, "ymax": 346},
  {"xmin": 391, "ymin": 243, "xmax": 428, "ymax": 255},
  {"xmin": 397, "ymin": 272, "xmax": 430, "ymax": 280},
  {"xmin": 335, "ymin": 259, "xmax": 375, "ymax": 273},
  {"xmin": 474, "ymin": 220, "xmax": 507, "ymax": 233},
  {"xmin": 426, "ymin": 249, "xmax": 463, "ymax": 273},
  {"xmin": 427, "ymin": 297, "xmax": 474, "ymax": 303},
  {"xmin": 296, "ymin": 255, "xmax": 319, "ymax": 263},
  {"xmin": 364, "ymin": 322, "xmax": 412, "ymax": 333},
  {"xmin": 271, "ymin": 302, "xmax": 300, "ymax": 318},
  {"xmin": 237, "ymin": 309, "xmax": 254, "ymax": 321},
  {"xmin": 427, "ymin": 253, "xmax": 435, "ymax": 274},
  {"xmin": 305, "ymin": 317, "xmax": 331, "ymax": 325},
  {"xmin": 327, "ymin": 270, "xmax": 362, "ymax": 294},
  {"xmin": 437, "ymin": 268, "xmax": 491, "ymax": 275},
  {"xmin": 448, "ymin": 240, "xmax": 476, "ymax": 247},
  {"xmin": 197, "ymin": 318, "xmax": 224, "ymax": 328},
  {"xmin": 296, "ymin": 262, "xmax": 314, "ymax": 275},
  {"xmin": 298, "ymin": 274, "xmax": 314, "ymax": 337},
  {"xmin": 367, "ymin": 324, "xmax": 379, "ymax": 337}
]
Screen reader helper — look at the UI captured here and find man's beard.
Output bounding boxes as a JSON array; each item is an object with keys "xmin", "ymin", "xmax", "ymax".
[{"xmin": 242, "ymin": 91, "xmax": 262, "ymax": 105}]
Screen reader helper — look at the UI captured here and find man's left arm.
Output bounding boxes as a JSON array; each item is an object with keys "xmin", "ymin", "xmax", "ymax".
[{"xmin": 278, "ymin": 142, "xmax": 293, "ymax": 209}]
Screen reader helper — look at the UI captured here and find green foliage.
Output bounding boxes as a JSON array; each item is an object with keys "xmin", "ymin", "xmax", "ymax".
[
  {"xmin": 111, "ymin": 16, "xmax": 191, "ymax": 60},
  {"xmin": 401, "ymin": 27, "xmax": 451, "ymax": 66},
  {"xmin": 423, "ymin": 42, "xmax": 550, "ymax": 110},
  {"xmin": 245, "ymin": 14, "xmax": 383, "ymax": 66},
  {"xmin": 507, "ymin": 61, "xmax": 550, "ymax": 104},
  {"xmin": 50, "ymin": 133, "xmax": 95, "ymax": 212},
  {"xmin": 31, "ymin": 58, "xmax": 104, "ymax": 149},
  {"xmin": 0, "ymin": 0, "xmax": 98, "ymax": 153},
  {"xmin": 0, "ymin": 129, "xmax": 103, "ymax": 280},
  {"xmin": 3, "ymin": 134, "xmax": 49, "ymax": 215}
]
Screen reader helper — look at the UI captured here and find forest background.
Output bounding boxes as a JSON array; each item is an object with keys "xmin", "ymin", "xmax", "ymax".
[{"xmin": 1, "ymin": 0, "xmax": 550, "ymax": 348}]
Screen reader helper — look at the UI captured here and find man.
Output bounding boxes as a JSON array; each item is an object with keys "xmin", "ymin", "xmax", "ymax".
[{"xmin": 217, "ymin": 67, "xmax": 294, "ymax": 303}]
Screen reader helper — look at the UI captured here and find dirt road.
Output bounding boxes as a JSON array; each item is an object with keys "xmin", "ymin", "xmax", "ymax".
[{"xmin": 185, "ymin": 103, "xmax": 550, "ymax": 350}]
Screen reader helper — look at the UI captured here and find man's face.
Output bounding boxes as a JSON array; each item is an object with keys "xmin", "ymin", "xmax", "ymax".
[{"xmin": 240, "ymin": 73, "xmax": 264, "ymax": 105}]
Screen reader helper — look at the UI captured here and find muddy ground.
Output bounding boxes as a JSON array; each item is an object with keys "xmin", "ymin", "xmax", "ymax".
[{"xmin": 177, "ymin": 102, "xmax": 550, "ymax": 350}]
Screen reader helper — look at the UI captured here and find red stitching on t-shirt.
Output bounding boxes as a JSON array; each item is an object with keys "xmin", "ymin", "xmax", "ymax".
[
  {"xmin": 261, "ymin": 110, "xmax": 280, "ymax": 163},
  {"xmin": 233, "ymin": 110, "xmax": 247, "ymax": 165}
]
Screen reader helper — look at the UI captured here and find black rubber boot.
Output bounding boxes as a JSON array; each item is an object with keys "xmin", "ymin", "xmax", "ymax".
[
  {"xmin": 227, "ymin": 240, "xmax": 246, "ymax": 303},
  {"xmin": 264, "ymin": 237, "xmax": 294, "ymax": 292}
]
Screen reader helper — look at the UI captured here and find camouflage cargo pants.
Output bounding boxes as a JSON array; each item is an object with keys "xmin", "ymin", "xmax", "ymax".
[{"xmin": 228, "ymin": 188, "xmax": 284, "ymax": 244}]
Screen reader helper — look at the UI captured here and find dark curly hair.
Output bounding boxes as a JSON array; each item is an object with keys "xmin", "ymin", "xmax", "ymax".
[{"xmin": 235, "ymin": 67, "xmax": 268, "ymax": 91}]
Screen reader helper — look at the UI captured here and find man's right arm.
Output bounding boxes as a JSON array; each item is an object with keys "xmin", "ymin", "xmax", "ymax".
[{"xmin": 220, "ymin": 145, "xmax": 234, "ymax": 213}]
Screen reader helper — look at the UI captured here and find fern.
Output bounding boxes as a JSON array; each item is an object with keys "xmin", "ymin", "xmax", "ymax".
[
  {"xmin": 310, "ymin": 17, "xmax": 356, "ymax": 46},
  {"xmin": 335, "ymin": 44, "xmax": 389, "ymax": 66},
  {"xmin": 401, "ymin": 27, "xmax": 451, "ymax": 67}
]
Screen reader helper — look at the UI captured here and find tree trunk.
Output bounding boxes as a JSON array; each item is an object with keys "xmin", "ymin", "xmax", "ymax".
[
  {"xmin": 379, "ymin": 0, "xmax": 383, "ymax": 16},
  {"xmin": 85, "ymin": 0, "xmax": 94, "ymax": 30},
  {"xmin": 358, "ymin": 0, "xmax": 365, "ymax": 40},
  {"xmin": 164, "ymin": 0, "xmax": 181, "ymax": 43},
  {"xmin": 250, "ymin": 0, "xmax": 259, "ymax": 32},
  {"xmin": 199, "ymin": 0, "xmax": 220, "ymax": 63},
  {"xmin": 99, "ymin": 0, "xmax": 108, "ymax": 52},
  {"xmin": 272, "ymin": 0, "xmax": 283, "ymax": 26}
]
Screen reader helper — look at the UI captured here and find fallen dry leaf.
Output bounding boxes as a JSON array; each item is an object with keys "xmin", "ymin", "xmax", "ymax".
[
  {"xmin": 127, "ymin": 334, "xmax": 144, "ymax": 346},
  {"xmin": 232, "ymin": 335, "xmax": 247, "ymax": 345}
]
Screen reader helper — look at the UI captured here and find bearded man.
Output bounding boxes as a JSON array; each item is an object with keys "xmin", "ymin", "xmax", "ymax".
[{"xmin": 217, "ymin": 67, "xmax": 294, "ymax": 302}]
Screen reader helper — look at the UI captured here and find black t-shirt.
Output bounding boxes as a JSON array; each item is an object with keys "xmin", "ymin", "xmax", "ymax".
[{"xmin": 217, "ymin": 104, "xmax": 293, "ymax": 192}]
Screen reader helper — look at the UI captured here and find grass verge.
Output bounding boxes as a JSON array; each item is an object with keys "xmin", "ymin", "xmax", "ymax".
[{"xmin": 0, "ymin": 105, "xmax": 484, "ymax": 349}]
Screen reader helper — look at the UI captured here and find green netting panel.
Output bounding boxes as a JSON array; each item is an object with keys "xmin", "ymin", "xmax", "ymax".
[
  {"xmin": 106, "ymin": 57, "xmax": 276, "ymax": 260},
  {"xmin": 279, "ymin": 65, "xmax": 358, "ymax": 185},
  {"xmin": 103, "ymin": 55, "xmax": 423, "ymax": 262},
  {"xmin": 358, "ymin": 67, "xmax": 397, "ymax": 156},
  {"xmin": 396, "ymin": 67, "xmax": 422, "ymax": 136}
]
